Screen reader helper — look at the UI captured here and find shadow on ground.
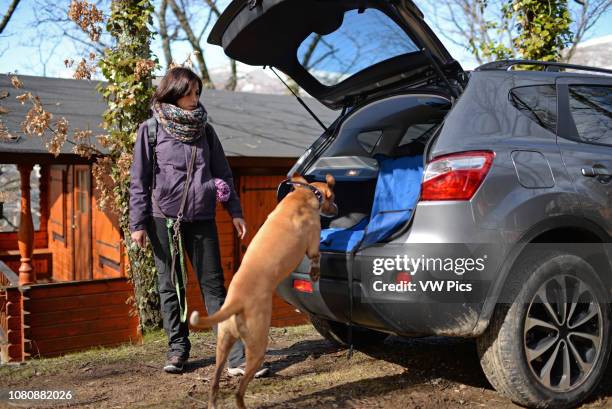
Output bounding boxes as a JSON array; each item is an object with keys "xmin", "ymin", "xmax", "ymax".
[{"xmin": 255, "ymin": 333, "xmax": 612, "ymax": 408}]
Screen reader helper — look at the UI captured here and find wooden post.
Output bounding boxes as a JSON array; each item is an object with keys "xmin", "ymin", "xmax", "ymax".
[{"xmin": 17, "ymin": 164, "xmax": 35, "ymax": 285}]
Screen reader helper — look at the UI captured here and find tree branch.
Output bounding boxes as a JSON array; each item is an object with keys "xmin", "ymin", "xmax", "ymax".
[
  {"xmin": 167, "ymin": 0, "xmax": 213, "ymax": 87},
  {"xmin": 0, "ymin": 0, "xmax": 21, "ymax": 35}
]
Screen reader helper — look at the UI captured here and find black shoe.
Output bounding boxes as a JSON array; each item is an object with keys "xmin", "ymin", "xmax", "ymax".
[{"xmin": 163, "ymin": 355, "xmax": 186, "ymax": 373}]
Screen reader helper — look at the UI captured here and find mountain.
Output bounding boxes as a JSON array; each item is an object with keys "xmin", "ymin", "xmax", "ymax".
[
  {"xmin": 208, "ymin": 63, "xmax": 290, "ymax": 94},
  {"xmin": 567, "ymin": 35, "xmax": 612, "ymax": 70}
]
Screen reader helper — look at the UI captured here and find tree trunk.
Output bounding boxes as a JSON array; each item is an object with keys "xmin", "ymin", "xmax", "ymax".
[
  {"xmin": 157, "ymin": 0, "xmax": 174, "ymax": 69},
  {"xmin": 107, "ymin": 0, "xmax": 162, "ymax": 331}
]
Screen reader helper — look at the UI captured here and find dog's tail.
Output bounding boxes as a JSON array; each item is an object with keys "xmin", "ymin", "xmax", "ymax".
[{"xmin": 189, "ymin": 300, "xmax": 242, "ymax": 329}]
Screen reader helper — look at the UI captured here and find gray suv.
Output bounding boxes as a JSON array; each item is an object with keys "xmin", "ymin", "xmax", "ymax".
[{"xmin": 210, "ymin": 1, "xmax": 612, "ymax": 408}]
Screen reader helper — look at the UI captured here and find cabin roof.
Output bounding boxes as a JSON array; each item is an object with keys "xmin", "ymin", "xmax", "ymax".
[{"xmin": 0, "ymin": 74, "xmax": 336, "ymax": 158}]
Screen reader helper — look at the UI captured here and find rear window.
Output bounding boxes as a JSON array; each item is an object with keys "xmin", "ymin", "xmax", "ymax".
[
  {"xmin": 568, "ymin": 85, "xmax": 612, "ymax": 145},
  {"xmin": 296, "ymin": 8, "xmax": 419, "ymax": 87},
  {"xmin": 398, "ymin": 123, "xmax": 439, "ymax": 147},
  {"xmin": 509, "ymin": 85, "xmax": 557, "ymax": 134}
]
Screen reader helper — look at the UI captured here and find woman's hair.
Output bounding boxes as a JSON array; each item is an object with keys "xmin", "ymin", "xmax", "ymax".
[{"xmin": 151, "ymin": 67, "xmax": 203, "ymax": 106}]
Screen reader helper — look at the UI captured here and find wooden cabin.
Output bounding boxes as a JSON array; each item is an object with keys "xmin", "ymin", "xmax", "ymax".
[{"xmin": 0, "ymin": 74, "xmax": 335, "ymax": 362}]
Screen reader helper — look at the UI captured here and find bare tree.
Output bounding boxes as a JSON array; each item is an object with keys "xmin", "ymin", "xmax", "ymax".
[
  {"xmin": 152, "ymin": 0, "xmax": 245, "ymax": 91},
  {"xmin": 21, "ymin": 0, "xmax": 243, "ymax": 90},
  {"xmin": 564, "ymin": 0, "xmax": 612, "ymax": 61},
  {"xmin": 203, "ymin": 0, "xmax": 238, "ymax": 90},
  {"xmin": 30, "ymin": 0, "xmax": 110, "ymax": 57},
  {"xmin": 0, "ymin": 0, "xmax": 21, "ymax": 35},
  {"xmin": 26, "ymin": 37, "xmax": 63, "ymax": 77},
  {"xmin": 422, "ymin": 0, "xmax": 516, "ymax": 64},
  {"xmin": 166, "ymin": 0, "xmax": 214, "ymax": 87},
  {"xmin": 419, "ymin": 0, "xmax": 611, "ymax": 64},
  {"xmin": 155, "ymin": 0, "xmax": 175, "ymax": 69}
]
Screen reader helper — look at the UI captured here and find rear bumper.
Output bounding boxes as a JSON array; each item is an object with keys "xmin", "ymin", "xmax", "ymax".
[{"xmin": 277, "ymin": 241, "xmax": 509, "ymax": 337}]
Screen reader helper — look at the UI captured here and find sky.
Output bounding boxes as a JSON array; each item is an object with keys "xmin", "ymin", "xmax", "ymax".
[{"xmin": 0, "ymin": 1, "xmax": 611, "ymax": 82}]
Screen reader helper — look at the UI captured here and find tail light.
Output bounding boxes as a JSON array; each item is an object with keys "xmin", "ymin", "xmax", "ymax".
[
  {"xmin": 395, "ymin": 271, "xmax": 412, "ymax": 284},
  {"xmin": 421, "ymin": 151, "xmax": 494, "ymax": 201},
  {"xmin": 293, "ymin": 279, "xmax": 313, "ymax": 293}
]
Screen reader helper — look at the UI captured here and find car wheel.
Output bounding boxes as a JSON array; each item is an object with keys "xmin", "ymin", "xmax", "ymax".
[
  {"xmin": 477, "ymin": 250, "xmax": 611, "ymax": 409},
  {"xmin": 309, "ymin": 315, "xmax": 388, "ymax": 347}
]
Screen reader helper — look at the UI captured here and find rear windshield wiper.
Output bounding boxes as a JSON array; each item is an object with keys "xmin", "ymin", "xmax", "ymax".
[{"xmin": 266, "ymin": 66, "xmax": 328, "ymax": 132}]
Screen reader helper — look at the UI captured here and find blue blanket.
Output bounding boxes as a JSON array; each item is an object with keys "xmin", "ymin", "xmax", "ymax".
[{"xmin": 320, "ymin": 155, "xmax": 423, "ymax": 251}]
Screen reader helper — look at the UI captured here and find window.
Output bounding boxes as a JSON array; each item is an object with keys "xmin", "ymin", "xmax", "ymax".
[
  {"xmin": 0, "ymin": 164, "xmax": 41, "ymax": 232},
  {"xmin": 398, "ymin": 123, "xmax": 438, "ymax": 147},
  {"xmin": 297, "ymin": 8, "xmax": 418, "ymax": 87},
  {"xmin": 568, "ymin": 85, "xmax": 612, "ymax": 145},
  {"xmin": 357, "ymin": 130, "xmax": 382, "ymax": 153},
  {"xmin": 509, "ymin": 85, "xmax": 557, "ymax": 134}
]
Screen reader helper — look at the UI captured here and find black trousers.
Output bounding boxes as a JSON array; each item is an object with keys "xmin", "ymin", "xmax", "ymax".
[{"xmin": 146, "ymin": 217, "xmax": 245, "ymax": 366}]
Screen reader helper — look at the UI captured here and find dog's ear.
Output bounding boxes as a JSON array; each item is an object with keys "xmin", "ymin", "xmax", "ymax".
[
  {"xmin": 325, "ymin": 174, "xmax": 335, "ymax": 199},
  {"xmin": 291, "ymin": 172, "xmax": 308, "ymax": 184}
]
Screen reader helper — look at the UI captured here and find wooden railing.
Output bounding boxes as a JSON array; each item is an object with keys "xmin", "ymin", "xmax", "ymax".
[{"xmin": 0, "ymin": 259, "xmax": 19, "ymax": 288}]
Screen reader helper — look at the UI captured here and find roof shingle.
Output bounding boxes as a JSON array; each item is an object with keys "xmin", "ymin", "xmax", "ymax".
[{"xmin": 0, "ymin": 74, "xmax": 336, "ymax": 158}]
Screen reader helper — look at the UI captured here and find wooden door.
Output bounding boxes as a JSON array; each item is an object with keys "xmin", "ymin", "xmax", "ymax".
[
  {"xmin": 238, "ymin": 175, "xmax": 286, "ymax": 259},
  {"xmin": 92, "ymin": 172, "xmax": 123, "ymax": 279},
  {"xmin": 48, "ymin": 165, "xmax": 73, "ymax": 281},
  {"xmin": 73, "ymin": 165, "xmax": 91, "ymax": 280}
]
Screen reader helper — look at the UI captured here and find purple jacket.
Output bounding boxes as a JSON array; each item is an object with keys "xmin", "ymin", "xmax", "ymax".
[{"xmin": 129, "ymin": 120, "xmax": 243, "ymax": 233}]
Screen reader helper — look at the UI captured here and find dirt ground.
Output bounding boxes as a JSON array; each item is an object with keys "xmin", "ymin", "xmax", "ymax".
[{"xmin": 1, "ymin": 324, "xmax": 610, "ymax": 409}]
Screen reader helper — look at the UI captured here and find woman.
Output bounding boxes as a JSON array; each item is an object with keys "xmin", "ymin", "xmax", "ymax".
[{"xmin": 129, "ymin": 67, "xmax": 267, "ymax": 377}]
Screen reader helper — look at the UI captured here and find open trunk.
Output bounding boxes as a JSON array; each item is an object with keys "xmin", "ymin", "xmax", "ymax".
[
  {"xmin": 301, "ymin": 92, "xmax": 452, "ymax": 251},
  {"xmin": 209, "ymin": 0, "xmax": 465, "ymax": 110}
]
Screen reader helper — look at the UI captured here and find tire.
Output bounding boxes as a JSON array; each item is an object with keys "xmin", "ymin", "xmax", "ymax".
[
  {"xmin": 309, "ymin": 315, "xmax": 388, "ymax": 347},
  {"xmin": 477, "ymin": 249, "xmax": 611, "ymax": 409}
]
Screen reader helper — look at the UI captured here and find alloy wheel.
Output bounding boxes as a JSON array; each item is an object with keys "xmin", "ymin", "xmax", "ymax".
[{"xmin": 523, "ymin": 274, "xmax": 603, "ymax": 392}]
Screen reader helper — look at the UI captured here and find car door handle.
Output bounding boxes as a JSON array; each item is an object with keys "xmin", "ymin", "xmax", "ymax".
[
  {"xmin": 581, "ymin": 167, "xmax": 596, "ymax": 177},
  {"xmin": 582, "ymin": 167, "xmax": 611, "ymax": 177}
]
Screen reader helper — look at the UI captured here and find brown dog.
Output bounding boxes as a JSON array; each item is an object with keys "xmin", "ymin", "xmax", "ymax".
[{"xmin": 190, "ymin": 173, "xmax": 337, "ymax": 409}]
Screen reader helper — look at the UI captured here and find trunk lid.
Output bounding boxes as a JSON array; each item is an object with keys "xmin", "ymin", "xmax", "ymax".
[{"xmin": 209, "ymin": 0, "xmax": 465, "ymax": 109}]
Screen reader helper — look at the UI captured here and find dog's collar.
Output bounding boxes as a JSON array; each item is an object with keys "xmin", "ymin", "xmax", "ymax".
[{"xmin": 282, "ymin": 179, "xmax": 323, "ymax": 207}]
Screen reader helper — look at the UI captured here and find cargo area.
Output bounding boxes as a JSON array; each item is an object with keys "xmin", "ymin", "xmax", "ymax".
[{"xmin": 302, "ymin": 93, "xmax": 452, "ymax": 251}]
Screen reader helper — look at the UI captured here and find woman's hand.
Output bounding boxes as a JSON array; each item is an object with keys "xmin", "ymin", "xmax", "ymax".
[
  {"xmin": 232, "ymin": 217, "xmax": 247, "ymax": 240},
  {"xmin": 131, "ymin": 230, "xmax": 147, "ymax": 248}
]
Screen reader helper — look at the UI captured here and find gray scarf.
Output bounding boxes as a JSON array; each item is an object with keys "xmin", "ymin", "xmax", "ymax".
[{"xmin": 152, "ymin": 101, "xmax": 207, "ymax": 143}]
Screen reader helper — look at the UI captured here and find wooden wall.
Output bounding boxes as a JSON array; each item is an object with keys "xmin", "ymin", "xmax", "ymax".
[
  {"xmin": 26, "ymin": 279, "xmax": 140, "ymax": 358},
  {"xmin": 1, "ymin": 286, "xmax": 25, "ymax": 362}
]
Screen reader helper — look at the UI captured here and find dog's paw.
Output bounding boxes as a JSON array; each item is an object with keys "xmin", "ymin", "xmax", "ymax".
[
  {"xmin": 309, "ymin": 266, "xmax": 320, "ymax": 282},
  {"xmin": 189, "ymin": 310, "xmax": 200, "ymax": 326}
]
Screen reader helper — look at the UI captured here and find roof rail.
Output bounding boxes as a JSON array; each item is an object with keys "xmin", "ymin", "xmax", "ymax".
[{"xmin": 476, "ymin": 59, "xmax": 612, "ymax": 75}]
